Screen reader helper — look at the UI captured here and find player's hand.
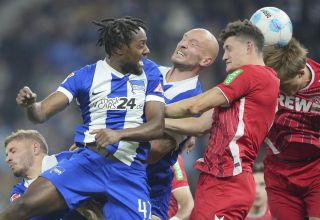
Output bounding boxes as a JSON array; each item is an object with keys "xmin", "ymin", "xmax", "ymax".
[
  {"xmin": 90, "ymin": 128, "xmax": 121, "ymax": 148},
  {"xmin": 16, "ymin": 86, "xmax": 37, "ymax": 108},
  {"xmin": 182, "ymin": 136, "xmax": 196, "ymax": 154}
]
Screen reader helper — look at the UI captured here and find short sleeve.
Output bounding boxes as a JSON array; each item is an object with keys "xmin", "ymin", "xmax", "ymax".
[
  {"xmin": 171, "ymin": 156, "xmax": 189, "ymax": 191},
  {"xmin": 143, "ymin": 58, "xmax": 165, "ymax": 103},
  {"xmin": 216, "ymin": 66, "xmax": 252, "ymax": 104},
  {"xmin": 57, "ymin": 64, "xmax": 94, "ymax": 103}
]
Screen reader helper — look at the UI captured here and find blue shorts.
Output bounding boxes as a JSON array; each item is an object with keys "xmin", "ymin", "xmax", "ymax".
[
  {"xmin": 148, "ymin": 168, "xmax": 173, "ymax": 220},
  {"xmin": 41, "ymin": 148, "xmax": 151, "ymax": 219}
]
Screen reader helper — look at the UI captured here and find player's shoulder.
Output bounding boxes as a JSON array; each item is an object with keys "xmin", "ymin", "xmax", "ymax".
[
  {"xmin": 143, "ymin": 58, "xmax": 161, "ymax": 77},
  {"xmin": 72, "ymin": 61, "xmax": 98, "ymax": 78},
  {"xmin": 54, "ymin": 151, "xmax": 74, "ymax": 161},
  {"xmin": 307, "ymin": 58, "xmax": 320, "ymax": 75}
]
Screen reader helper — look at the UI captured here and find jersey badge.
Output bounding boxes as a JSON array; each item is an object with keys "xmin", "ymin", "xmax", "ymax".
[{"xmin": 224, "ymin": 69, "xmax": 243, "ymax": 85}]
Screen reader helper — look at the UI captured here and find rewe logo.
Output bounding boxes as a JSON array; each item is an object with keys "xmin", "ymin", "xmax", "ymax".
[{"xmin": 278, "ymin": 94, "xmax": 320, "ymax": 113}]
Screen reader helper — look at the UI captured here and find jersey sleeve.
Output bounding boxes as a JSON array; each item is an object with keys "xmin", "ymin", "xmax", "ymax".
[
  {"xmin": 171, "ymin": 155, "xmax": 189, "ymax": 191},
  {"xmin": 9, "ymin": 181, "xmax": 25, "ymax": 202},
  {"xmin": 216, "ymin": 67, "xmax": 252, "ymax": 104},
  {"xmin": 57, "ymin": 64, "xmax": 94, "ymax": 103},
  {"xmin": 143, "ymin": 58, "xmax": 165, "ymax": 103}
]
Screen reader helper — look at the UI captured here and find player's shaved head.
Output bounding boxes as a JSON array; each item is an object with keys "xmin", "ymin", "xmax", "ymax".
[
  {"xmin": 171, "ymin": 28, "xmax": 219, "ymax": 72},
  {"xmin": 188, "ymin": 28, "xmax": 219, "ymax": 62}
]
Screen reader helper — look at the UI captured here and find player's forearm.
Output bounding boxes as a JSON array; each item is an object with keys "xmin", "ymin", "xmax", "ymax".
[
  {"xmin": 147, "ymin": 134, "xmax": 177, "ymax": 164},
  {"xmin": 165, "ymin": 118, "xmax": 207, "ymax": 136},
  {"xmin": 118, "ymin": 119, "xmax": 164, "ymax": 142},
  {"xmin": 165, "ymin": 96, "xmax": 202, "ymax": 118},
  {"xmin": 26, "ymin": 103, "xmax": 47, "ymax": 123}
]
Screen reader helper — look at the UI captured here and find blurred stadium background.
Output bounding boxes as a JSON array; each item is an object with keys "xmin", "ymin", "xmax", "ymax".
[{"xmin": 0, "ymin": 0, "xmax": 319, "ymax": 210}]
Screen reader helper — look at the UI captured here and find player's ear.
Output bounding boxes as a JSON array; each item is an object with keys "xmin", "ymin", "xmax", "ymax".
[
  {"xmin": 32, "ymin": 141, "xmax": 42, "ymax": 155},
  {"xmin": 297, "ymin": 69, "xmax": 304, "ymax": 78},
  {"xmin": 200, "ymin": 57, "xmax": 213, "ymax": 67},
  {"xmin": 246, "ymin": 40, "xmax": 254, "ymax": 54}
]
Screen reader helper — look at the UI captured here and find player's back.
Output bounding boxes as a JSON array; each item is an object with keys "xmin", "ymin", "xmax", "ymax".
[{"xmin": 266, "ymin": 58, "xmax": 320, "ymax": 160}]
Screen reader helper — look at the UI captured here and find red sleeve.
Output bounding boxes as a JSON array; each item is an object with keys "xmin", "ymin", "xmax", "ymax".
[
  {"xmin": 216, "ymin": 66, "xmax": 253, "ymax": 104},
  {"xmin": 171, "ymin": 155, "xmax": 189, "ymax": 191}
]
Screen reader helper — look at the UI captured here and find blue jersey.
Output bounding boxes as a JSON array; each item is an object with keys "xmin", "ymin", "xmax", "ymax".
[
  {"xmin": 149, "ymin": 66, "xmax": 202, "ymax": 172},
  {"xmin": 58, "ymin": 58, "xmax": 164, "ymax": 166},
  {"xmin": 147, "ymin": 66, "xmax": 202, "ymax": 219},
  {"xmin": 9, "ymin": 151, "xmax": 84, "ymax": 220}
]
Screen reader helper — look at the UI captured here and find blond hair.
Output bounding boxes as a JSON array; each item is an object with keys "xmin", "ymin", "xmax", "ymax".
[
  {"xmin": 4, "ymin": 129, "xmax": 49, "ymax": 154},
  {"xmin": 263, "ymin": 37, "xmax": 308, "ymax": 78}
]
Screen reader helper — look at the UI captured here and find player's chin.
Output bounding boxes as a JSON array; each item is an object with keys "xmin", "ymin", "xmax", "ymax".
[{"xmin": 132, "ymin": 66, "xmax": 143, "ymax": 75}]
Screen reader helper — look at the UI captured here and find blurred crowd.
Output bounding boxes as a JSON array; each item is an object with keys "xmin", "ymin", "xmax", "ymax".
[{"xmin": 0, "ymin": 0, "xmax": 319, "ymax": 210}]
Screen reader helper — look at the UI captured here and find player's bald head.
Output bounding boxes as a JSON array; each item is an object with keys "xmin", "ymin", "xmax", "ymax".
[{"xmin": 187, "ymin": 28, "xmax": 219, "ymax": 64}]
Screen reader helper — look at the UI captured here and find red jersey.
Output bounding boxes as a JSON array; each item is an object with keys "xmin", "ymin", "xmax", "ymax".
[
  {"xmin": 194, "ymin": 65, "xmax": 279, "ymax": 177},
  {"xmin": 167, "ymin": 155, "xmax": 189, "ymax": 219},
  {"xmin": 265, "ymin": 58, "xmax": 320, "ymax": 160},
  {"xmin": 245, "ymin": 206, "xmax": 272, "ymax": 220}
]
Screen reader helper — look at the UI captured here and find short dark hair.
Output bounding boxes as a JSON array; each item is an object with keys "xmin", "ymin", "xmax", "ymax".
[
  {"xmin": 93, "ymin": 16, "xmax": 147, "ymax": 58},
  {"xmin": 219, "ymin": 19, "xmax": 264, "ymax": 53},
  {"xmin": 4, "ymin": 129, "xmax": 49, "ymax": 154}
]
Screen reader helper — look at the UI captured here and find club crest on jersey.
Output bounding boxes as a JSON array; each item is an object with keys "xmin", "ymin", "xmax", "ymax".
[
  {"xmin": 224, "ymin": 69, "xmax": 243, "ymax": 85},
  {"xmin": 129, "ymin": 80, "xmax": 145, "ymax": 94},
  {"xmin": 49, "ymin": 166, "xmax": 65, "ymax": 175}
]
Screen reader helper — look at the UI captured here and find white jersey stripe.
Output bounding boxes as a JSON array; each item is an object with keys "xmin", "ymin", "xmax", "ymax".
[
  {"xmin": 230, "ymin": 97, "xmax": 245, "ymax": 175},
  {"xmin": 264, "ymin": 137, "xmax": 280, "ymax": 154}
]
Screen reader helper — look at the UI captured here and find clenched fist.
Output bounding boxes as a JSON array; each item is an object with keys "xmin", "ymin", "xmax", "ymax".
[{"xmin": 16, "ymin": 86, "xmax": 37, "ymax": 108}]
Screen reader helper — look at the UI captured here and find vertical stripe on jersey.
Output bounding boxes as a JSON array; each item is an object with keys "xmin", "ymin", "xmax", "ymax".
[
  {"xmin": 113, "ymin": 73, "xmax": 146, "ymax": 165},
  {"xmin": 264, "ymin": 137, "xmax": 280, "ymax": 154},
  {"xmin": 229, "ymin": 97, "xmax": 245, "ymax": 175},
  {"xmin": 83, "ymin": 62, "xmax": 112, "ymax": 143}
]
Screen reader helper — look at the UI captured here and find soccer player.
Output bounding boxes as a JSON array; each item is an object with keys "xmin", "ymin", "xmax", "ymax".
[
  {"xmin": 164, "ymin": 20, "xmax": 279, "ymax": 219},
  {"xmin": 4, "ymin": 129, "xmax": 86, "ymax": 220},
  {"xmin": 263, "ymin": 38, "xmax": 320, "ymax": 220},
  {"xmin": 245, "ymin": 163, "xmax": 272, "ymax": 220},
  {"xmin": 0, "ymin": 17, "xmax": 165, "ymax": 220},
  {"xmin": 167, "ymin": 155, "xmax": 194, "ymax": 220},
  {"xmin": 147, "ymin": 28, "xmax": 219, "ymax": 220}
]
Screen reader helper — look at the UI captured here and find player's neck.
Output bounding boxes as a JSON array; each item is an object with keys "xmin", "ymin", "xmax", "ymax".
[
  {"xmin": 26, "ymin": 156, "xmax": 44, "ymax": 180},
  {"xmin": 106, "ymin": 57, "xmax": 126, "ymax": 75},
  {"xmin": 247, "ymin": 55, "xmax": 265, "ymax": 66},
  {"xmin": 166, "ymin": 67, "xmax": 198, "ymax": 83}
]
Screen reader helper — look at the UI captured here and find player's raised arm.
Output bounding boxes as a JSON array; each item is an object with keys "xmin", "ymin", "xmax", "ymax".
[
  {"xmin": 165, "ymin": 88, "xmax": 227, "ymax": 119},
  {"xmin": 16, "ymin": 86, "xmax": 69, "ymax": 123}
]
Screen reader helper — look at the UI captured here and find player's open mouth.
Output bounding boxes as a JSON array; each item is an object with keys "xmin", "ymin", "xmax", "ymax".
[{"xmin": 177, "ymin": 50, "xmax": 185, "ymax": 57}]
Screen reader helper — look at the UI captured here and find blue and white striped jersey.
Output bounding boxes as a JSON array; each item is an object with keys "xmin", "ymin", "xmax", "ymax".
[
  {"xmin": 57, "ymin": 58, "xmax": 164, "ymax": 166},
  {"xmin": 9, "ymin": 151, "xmax": 85, "ymax": 220},
  {"xmin": 147, "ymin": 66, "xmax": 202, "ymax": 182}
]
